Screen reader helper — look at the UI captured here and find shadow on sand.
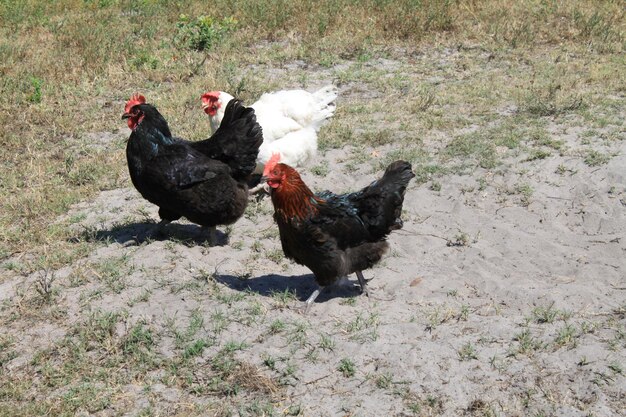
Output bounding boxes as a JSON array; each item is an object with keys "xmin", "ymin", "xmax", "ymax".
[
  {"xmin": 69, "ymin": 222, "xmax": 359, "ymax": 304},
  {"xmin": 215, "ymin": 273, "xmax": 361, "ymax": 304},
  {"xmin": 70, "ymin": 221, "xmax": 229, "ymax": 246}
]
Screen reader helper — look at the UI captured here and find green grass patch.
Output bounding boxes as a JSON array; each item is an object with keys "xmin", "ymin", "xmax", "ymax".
[
  {"xmin": 584, "ymin": 149, "xmax": 612, "ymax": 166},
  {"xmin": 338, "ymin": 357, "xmax": 356, "ymax": 377}
]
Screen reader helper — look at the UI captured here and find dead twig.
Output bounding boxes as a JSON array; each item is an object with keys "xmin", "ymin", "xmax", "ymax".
[{"xmin": 304, "ymin": 372, "xmax": 334, "ymax": 385}]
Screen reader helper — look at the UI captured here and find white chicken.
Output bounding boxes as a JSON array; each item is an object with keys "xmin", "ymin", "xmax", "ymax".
[{"xmin": 201, "ymin": 85, "xmax": 337, "ymax": 175}]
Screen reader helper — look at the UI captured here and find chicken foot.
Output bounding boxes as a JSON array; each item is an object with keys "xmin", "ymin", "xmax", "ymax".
[
  {"xmin": 301, "ymin": 274, "xmax": 369, "ymax": 313},
  {"xmin": 355, "ymin": 271, "xmax": 393, "ymax": 301},
  {"xmin": 248, "ymin": 182, "xmax": 270, "ymax": 196},
  {"xmin": 301, "ymin": 278, "xmax": 347, "ymax": 313}
]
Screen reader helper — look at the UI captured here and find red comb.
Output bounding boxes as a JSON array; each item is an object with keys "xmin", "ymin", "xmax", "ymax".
[
  {"xmin": 201, "ymin": 91, "xmax": 220, "ymax": 104},
  {"xmin": 124, "ymin": 93, "xmax": 146, "ymax": 113},
  {"xmin": 263, "ymin": 152, "xmax": 281, "ymax": 177}
]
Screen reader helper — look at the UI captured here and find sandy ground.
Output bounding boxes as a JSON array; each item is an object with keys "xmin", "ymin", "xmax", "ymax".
[{"xmin": 1, "ymin": 54, "xmax": 625, "ymax": 416}]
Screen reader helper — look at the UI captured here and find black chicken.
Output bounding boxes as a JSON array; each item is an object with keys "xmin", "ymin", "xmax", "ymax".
[
  {"xmin": 263, "ymin": 153, "xmax": 415, "ymax": 310},
  {"xmin": 122, "ymin": 94, "xmax": 263, "ymax": 244}
]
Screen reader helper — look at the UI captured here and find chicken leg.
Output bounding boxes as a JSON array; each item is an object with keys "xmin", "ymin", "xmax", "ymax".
[
  {"xmin": 301, "ymin": 287, "xmax": 321, "ymax": 314},
  {"xmin": 355, "ymin": 270, "xmax": 370, "ymax": 297},
  {"xmin": 201, "ymin": 226, "xmax": 218, "ymax": 246}
]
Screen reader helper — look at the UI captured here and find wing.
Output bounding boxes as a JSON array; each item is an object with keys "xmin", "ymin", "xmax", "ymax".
[
  {"xmin": 254, "ymin": 107, "xmax": 304, "ymax": 143},
  {"xmin": 255, "ymin": 126, "xmax": 317, "ymax": 173},
  {"xmin": 309, "ymin": 191, "xmax": 372, "ymax": 249},
  {"xmin": 190, "ymin": 99, "xmax": 263, "ymax": 181},
  {"xmin": 142, "ymin": 144, "xmax": 231, "ymax": 191},
  {"xmin": 256, "ymin": 87, "xmax": 337, "ymax": 128}
]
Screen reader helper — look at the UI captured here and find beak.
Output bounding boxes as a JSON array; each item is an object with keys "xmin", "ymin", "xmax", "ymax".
[
  {"xmin": 121, "ymin": 113, "xmax": 131, "ymax": 119},
  {"xmin": 260, "ymin": 176, "xmax": 268, "ymax": 183},
  {"xmin": 202, "ymin": 102, "xmax": 209, "ymax": 110}
]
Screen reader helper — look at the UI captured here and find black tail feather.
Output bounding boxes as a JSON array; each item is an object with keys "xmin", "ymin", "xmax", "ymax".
[
  {"xmin": 190, "ymin": 99, "xmax": 263, "ymax": 181},
  {"xmin": 352, "ymin": 160, "xmax": 415, "ymax": 238}
]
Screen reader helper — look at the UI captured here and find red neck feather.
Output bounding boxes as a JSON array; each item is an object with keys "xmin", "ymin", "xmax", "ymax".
[{"xmin": 270, "ymin": 169, "xmax": 321, "ymax": 222}]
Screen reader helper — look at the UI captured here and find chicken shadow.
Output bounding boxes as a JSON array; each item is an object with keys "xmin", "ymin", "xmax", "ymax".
[
  {"xmin": 215, "ymin": 273, "xmax": 361, "ymax": 303},
  {"xmin": 71, "ymin": 222, "xmax": 229, "ymax": 246}
]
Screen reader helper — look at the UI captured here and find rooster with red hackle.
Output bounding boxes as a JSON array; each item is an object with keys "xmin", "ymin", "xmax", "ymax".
[
  {"xmin": 262, "ymin": 153, "xmax": 415, "ymax": 310},
  {"xmin": 122, "ymin": 93, "xmax": 263, "ymax": 245}
]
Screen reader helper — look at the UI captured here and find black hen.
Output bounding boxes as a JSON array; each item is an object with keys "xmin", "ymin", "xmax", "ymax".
[
  {"xmin": 122, "ymin": 94, "xmax": 263, "ymax": 244},
  {"xmin": 263, "ymin": 155, "xmax": 415, "ymax": 309}
]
